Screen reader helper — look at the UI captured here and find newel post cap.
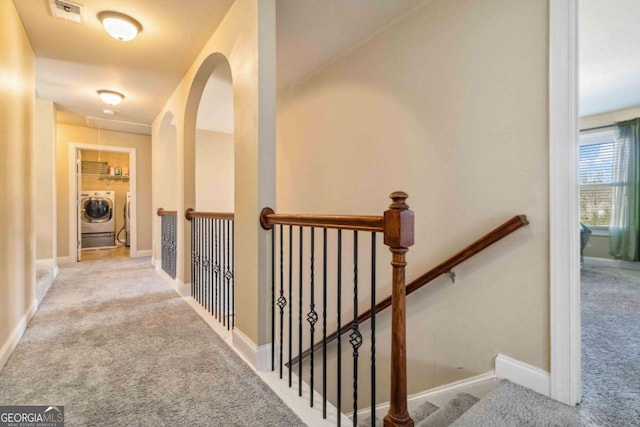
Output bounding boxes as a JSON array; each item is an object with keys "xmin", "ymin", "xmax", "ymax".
[{"xmin": 384, "ymin": 192, "xmax": 414, "ymax": 248}]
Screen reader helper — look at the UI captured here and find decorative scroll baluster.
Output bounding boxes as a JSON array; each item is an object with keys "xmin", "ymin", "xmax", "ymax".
[
  {"xmin": 350, "ymin": 231, "xmax": 362, "ymax": 426},
  {"xmin": 278, "ymin": 224, "xmax": 286, "ymax": 378},
  {"xmin": 183, "ymin": 210, "xmax": 235, "ymax": 331},
  {"xmin": 225, "ymin": 220, "xmax": 232, "ymax": 330},
  {"xmin": 271, "ymin": 226, "xmax": 276, "ymax": 372},
  {"xmin": 159, "ymin": 211, "xmax": 177, "ymax": 280},
  {"xmin": 307, "ymin": 227, "xmax": 318, "ymax": 407},
  {"xmin": 231, "ymin": 220, "xmax": 235, "ymax": 329}
]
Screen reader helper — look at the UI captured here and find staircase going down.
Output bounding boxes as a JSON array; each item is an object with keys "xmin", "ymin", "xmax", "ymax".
[
  {"xmin": 360, "ymin": 392, "xmax": 480, "ymax": 427},
  {"xmin": 358, "ymin": 379, "xmax": 579, "ymax": 427}
]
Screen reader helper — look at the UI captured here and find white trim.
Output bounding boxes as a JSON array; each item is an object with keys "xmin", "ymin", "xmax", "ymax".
[
  {"xmin": 132, "ymin": 249, "xmax": 152, "ymax": 258},
  {"xmin": 68, "ymin": 143, "xmax": 137, "ymax": 263},
  {"xmin": 176, "ymin": 279, "xmax": 191, "ymax": 297},
  {"xmin": 549, "ymin": 0, "xmax": 582, "ymax": 406},
  {"xmin": 0, "ymin": 299, "xmax": 37, "ymax": 373},
  {"xmin": 231, "ymin": 328, "xmax": 272, "ymax": 371},
  {"xmin": 583, "ymin": 256, "xmax": 640, "ymax": 271},
  {"xmin": 150, "ymin": 256, "xmax": 156, "ymax": 267},
  {"xmin": 57, "ymin": 256, "xmax": 73, "ymax": 265},
  {"xmin": 354, "ymin": 371, "xmax": 499, "ymax": 421},
  {"xmin": 495, "ymin": 354, "xmax": 550, "ymax": 397}
]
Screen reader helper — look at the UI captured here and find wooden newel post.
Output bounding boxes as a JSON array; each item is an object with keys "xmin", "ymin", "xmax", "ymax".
[{"xmin": 383, "ymin": 191, "xmax": 414, "ymax": 427}]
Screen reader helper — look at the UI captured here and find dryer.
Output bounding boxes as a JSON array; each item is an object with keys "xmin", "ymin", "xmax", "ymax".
[{"xmin": 80, "ymin": 190, "xmax": 116, "ymax": 248}]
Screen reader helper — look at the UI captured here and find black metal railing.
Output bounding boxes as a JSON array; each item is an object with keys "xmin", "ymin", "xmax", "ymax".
[
  {"xmin": 186, "ymin": 209, "xmax": 235, "ymax": 330},
  {"xmin": 157, "ymin": 208, "xmax": 177, "ymax": 279},
  {"xmin": 260, "ymin": 192, "xmax": 414, "ymax": 427}
]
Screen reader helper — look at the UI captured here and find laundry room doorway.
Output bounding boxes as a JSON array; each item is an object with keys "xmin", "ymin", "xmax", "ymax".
[{"xmin": 68, "ymin": 142, "xmax": 137, "ymax": 262}]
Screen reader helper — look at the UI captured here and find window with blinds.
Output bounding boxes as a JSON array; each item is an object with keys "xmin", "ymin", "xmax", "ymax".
[{"xmin": 579, "ymin": 128, "xmax": 616, "ymax": 228}]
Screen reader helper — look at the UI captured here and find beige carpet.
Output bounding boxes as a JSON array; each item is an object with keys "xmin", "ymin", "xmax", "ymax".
[{"xmin": 0, "ymin": 257, "xmax": 304, "ymax": 427}]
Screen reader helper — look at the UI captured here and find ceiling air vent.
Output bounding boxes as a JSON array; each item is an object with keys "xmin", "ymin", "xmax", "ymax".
[{"xmin": 48, "ymin": 0, "xmax": 85, "ymax": 24}]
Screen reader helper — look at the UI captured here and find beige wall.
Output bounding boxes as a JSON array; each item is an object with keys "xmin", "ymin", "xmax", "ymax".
[
  {"xmin": 196, "ymin": 129, "xmax": 234, "ymax": 212},
  {"xmin": 34, "ymin": 99, "xmax": 57, "ymax": 263},
  {"xmin": 0, "ymin": 1, "xmax": 35, "ymax": 365},
  {"xmin": 152, "ymin": 0, "xmax": 276, "ymax": 345},
  {"xmin": 56, "ymin": 125, "xmax": 152, "ymax": 258},
  {"xmin": 277, "ymin": 0, "xmax": 549, "ymax": 399}
]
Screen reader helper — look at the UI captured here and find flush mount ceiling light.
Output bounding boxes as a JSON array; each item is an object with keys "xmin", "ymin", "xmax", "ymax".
[
  {"xmin": 97, "ymin": 90, "xmax": 125, "ymax": 105},
  {"xmin": 97, "ymin": 11, "xmax": 142, "ymax": 41}
]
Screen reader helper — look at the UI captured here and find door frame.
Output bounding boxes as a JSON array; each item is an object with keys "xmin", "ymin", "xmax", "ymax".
[
  {"xmin": 68, "ymin": 143, "xmax": 137, "ymax": 262},
  {"xmin": 549, "ymin": 0, "xmax": 581, "ymax": 406}
]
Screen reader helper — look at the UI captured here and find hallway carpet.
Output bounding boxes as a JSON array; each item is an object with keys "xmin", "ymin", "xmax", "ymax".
[
  {"xmin": 0, "ymin": 257, "xmax": 304, "ymax": 427},
  {"xmin": 580, "ymin": 266, "xmax": 640, "ymax": 426}
]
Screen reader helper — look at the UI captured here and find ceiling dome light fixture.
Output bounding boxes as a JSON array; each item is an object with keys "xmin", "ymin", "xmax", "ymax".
[
  {"xmin": 97, "ymin": 90, "xmax": 125, "ymax": 105},
  {"xmin": 98, "ymin": 11, "xmax": 142, "ymax": 41}
]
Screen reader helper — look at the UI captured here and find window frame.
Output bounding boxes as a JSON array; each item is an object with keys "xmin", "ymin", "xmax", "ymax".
[{"xmin": 578, "ymin": 126, "xmax": 616, "ymax": 235}]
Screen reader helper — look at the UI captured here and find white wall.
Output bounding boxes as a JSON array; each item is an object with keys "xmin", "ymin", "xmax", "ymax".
[
  {"xmin": 196, "ymin": 129, "xmax": 234, "ymax": 212},
  {"xmin": 277, "ymin": 0, "xmax": 549, "ymax": 400}
]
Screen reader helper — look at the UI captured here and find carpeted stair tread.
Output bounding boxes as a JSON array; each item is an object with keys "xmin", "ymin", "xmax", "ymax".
[
  {"xmin": 416, "ymin": 393, "xmax": 479, "ymax": 427},
  {"xmin": 412, "ymin": 400, "xmax": 440, "ymax": 423},
  {"xmin": 451, "ymin": 380, "xmax": 578, "ymax": 426}
]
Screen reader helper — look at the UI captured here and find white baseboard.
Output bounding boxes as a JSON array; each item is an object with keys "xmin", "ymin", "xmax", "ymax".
[
  {"xmin": 0, "ymin": 299, "xmax": 37, "ymax": 373},
  {"xmin": 57, "ymin": 256, "xmax": 74, "ymax": 264},
  {"xmin": 354, "ymin": 371, "xmax": 499, "ymax": 421},
  {"xmin": 583, "ymin": 256, "xmax": 640, "ymax": 271},
  {"xmin": 231, "ymin": 328, "xmax": 272, "ymax": 371},
  {"xmin": 495, "ymin": 353, "xmax": 550, "ymax": 396},
  {"xmin": 150, "ymin": 256, "xmax": 156, "ymax": 267},
  {"xmin": 132, "ymin": 249, "xmax": 152, "ymax": 258},
  {"xmin": 176, "ymin": 279, "xmax": 191, "ymax": 297}
]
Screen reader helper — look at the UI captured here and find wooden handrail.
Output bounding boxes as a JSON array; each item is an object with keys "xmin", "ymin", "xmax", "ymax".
[
  {"xmin": 157, "ymin": 208, "xmax": 177, "ymax": 216},
  {"xmin": 287, "ymin": 214, "xmax": 529, "ymax": 368},
  {"xmin": 260, "ymin": 207, "xmax": 384, "ymax": 232},
  {"xmin": 185, "ymin": 208, "xmax": 234, "ymax": 221}
]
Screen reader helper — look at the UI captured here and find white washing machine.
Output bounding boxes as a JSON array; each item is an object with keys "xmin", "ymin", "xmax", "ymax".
[{"xmin": 80, "ymin": 190, "xmax": 116, "ymax": 248}]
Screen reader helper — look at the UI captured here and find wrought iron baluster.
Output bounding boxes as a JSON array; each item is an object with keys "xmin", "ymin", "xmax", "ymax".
[
  {"xmin": 371, "ymin": 232, "xmax": 376, "ymax": 423},
  {"xmin": 209, "ymin": 218, "xmax": 214, "ymax": 313},
  {"xmin": 298, "ymin": 226, "xmax": 303, "ymax": 397},
  {"xmin": 322, "ymin": 227, "xmax": 328, "ymax": 418},
  {"xmin": 350, "ymin": 230, "xmax": 362, "ymax": 427},
  {"xmin": 222, "ymin": 219, "xmax": 227, "ymax": 327},
  {"xmin": 271, "ymin": 226, "xmax": 276, "ymax": 372},
  {"xmin": 288, "ymin": 225, "xmax": 293, "ymax": 387},
  {"xmin": 278, "ymin": 224, "xmax": 286, "ymax": 378},
  {"xmin": 337, "ymin": 229, "xmax": 342, "ymax": 427},
  {"xmin": 190, "ymin": 216, "xmax": 195, "ymax": 298},
  {"xmin": 231, "ymin": 219, "xmax": 235, "ymax": 329},
  {"xmin": 307, "ymin": 227, "xmax": 317, "ymax": 407},
  {"xmin": 215, "ymin": 219, "xmax": 220, "ymax": 320},
  {"xmin": 224, "ymin": 220, "xmax": 233, "ymax": 330}
]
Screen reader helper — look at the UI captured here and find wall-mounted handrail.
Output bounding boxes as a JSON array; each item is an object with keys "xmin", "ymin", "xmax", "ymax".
[
  {"xmin": 288, "ymin": 214, "xmax": 529, "ymax": 368},
  {"xmin": 185, "ymin": 208, "xmax": 234, "ymax": 221},
  {"xmin": 261, "ymin": 192, "xmax": 414, "ymax": 427}
]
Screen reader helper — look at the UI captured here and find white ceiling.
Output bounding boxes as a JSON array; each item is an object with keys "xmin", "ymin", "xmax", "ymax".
[
  {"xmin": 13, "ymin": 0, "xmax": 431, "ymax": 135},
  {"xmin": 580, "ymin": 0, "xmax": 640, "ymax": 117}
]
